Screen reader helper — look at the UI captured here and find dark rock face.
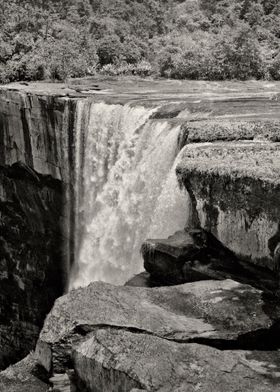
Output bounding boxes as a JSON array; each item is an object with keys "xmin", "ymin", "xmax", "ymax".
[
  {"xmin": 0, "ymin": 86, "xmax": 79, "ymax": 369},
  {"xmin": 36, "ymin": 280, "xmax": 280, "ymax": 391},
  {"xmin": 142, "ymin": 229, "xmax": 235, "ymax": 285},
  {"xmin": 125, "ymin": 272, "xmax": 163, "ymax": 288},
  {"xmin": 142, "ymin": 229, "xmax": 280, "ymax": 292},
  {"xmin": 0, "ymin": 86, "xmax": 78, "ymax": 274},
  {"xmin": 0, "ymin": 163, "xmax": 65, "ymax": 368}
]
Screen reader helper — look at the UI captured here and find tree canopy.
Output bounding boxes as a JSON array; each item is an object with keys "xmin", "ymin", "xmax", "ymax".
[{"xmin": 0, "ymin": 0, "xmax": 279, "ymax": 81}]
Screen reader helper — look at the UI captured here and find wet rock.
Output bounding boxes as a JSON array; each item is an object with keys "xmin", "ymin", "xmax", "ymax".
[
  {"xmin": 35, "ymin": 279, "xmax": 280, "ymax": 391},
  {"xmin": 141, "ymin": 229, "xmax": 280, "ymax": 292},
  {"xmin": 125, "ymin": 272, "xmax": 164, "ymax": 288},
  {"xmin": 142, "ymin": 229, "xmax": 236, "ymax": 285}
]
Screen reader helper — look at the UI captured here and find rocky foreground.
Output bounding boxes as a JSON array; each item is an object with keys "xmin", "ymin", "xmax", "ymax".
[{"xmin": 1, "ymin": 278, "xmax": 276, "ymax": 391}]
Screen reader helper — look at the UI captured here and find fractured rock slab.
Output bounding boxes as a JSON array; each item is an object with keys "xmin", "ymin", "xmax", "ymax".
[
  {"xmin": 36, "ymin": 279, "xmax": 280, "ymax": 391},
  {"xmin": 73, "ymin": 328, "xmax": 280, "ymax": 392}
]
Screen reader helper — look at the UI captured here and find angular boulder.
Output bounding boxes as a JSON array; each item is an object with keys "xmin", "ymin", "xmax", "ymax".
[
  {"xmin": 142, "ymin": 229, "xmax": 237, "ymax": 285},
  {"xmin": 0, "ymin": 354, "xmax": 48, "ymax": 392},
  {"xmin": 141, "ymin": 229, "xmax": 279, "ymax": 291},
  {"xmin": 36, "ymin": 280, "xmax": 280, "ymax": 391},
  {"xmin": 73, "ymin": 329, "xmax": 280, "ymax": 392}
]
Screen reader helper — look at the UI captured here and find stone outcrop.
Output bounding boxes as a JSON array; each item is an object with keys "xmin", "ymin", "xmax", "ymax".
[
  {"xmin": 141, "ymin": 229, "xmax": 279, "ymax": 291},
  {"xmin": 144, "ymin": 139, "xmax": 280, "ymax": 291},
  {"xmin": 142, "ymin": 229, "xmax": 235, "ymax": 284},
  {"xmin": 35, "ymin": 280, "xmax": 280, "ymax": 391},
  {"xmin": 176, "ymin": 141, "xmax": 280, "ymax": 274}
]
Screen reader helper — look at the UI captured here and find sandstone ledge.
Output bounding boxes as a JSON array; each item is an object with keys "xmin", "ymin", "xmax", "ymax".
[{"xmin": 176, "ymin": 141, "xmax": 280, "ymax": 272}]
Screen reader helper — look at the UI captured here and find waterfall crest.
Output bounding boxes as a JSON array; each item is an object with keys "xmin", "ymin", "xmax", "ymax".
[{"xmin": 71, "ymin": 101, "xmax": 189, "ymax": 287}]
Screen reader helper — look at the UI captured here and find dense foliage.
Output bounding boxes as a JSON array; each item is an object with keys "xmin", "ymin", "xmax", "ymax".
[{"xmin": 0, "ymin": 0, "xmax": 280, "ymax": 82}]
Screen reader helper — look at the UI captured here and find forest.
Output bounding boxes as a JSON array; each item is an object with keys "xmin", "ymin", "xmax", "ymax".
[{"xmin": 0, "ymin": 0, "xmax": 280, "ymax": 82}]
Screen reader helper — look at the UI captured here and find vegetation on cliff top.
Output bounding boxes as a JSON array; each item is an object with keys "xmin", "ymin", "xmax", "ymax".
[
  {"xmin": 177, "ymin": 142, "xmax": 280, "ymax": 185},
  {"xmin": 0, "ymin": 0, "xmax": 280, "ymax": 82}
]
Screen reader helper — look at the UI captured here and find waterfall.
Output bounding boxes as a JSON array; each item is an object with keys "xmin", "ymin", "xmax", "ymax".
[{"xmin": 71, "ymin": 101, "xmax": 189, "ymax": 288}]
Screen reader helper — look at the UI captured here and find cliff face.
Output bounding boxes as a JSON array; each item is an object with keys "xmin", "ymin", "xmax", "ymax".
[
  {"xmin": 0, "ymin": 86, "xmax": 78, "ymax": 368},
  {"xmin": 0, "ymin": 88, "xmax": 76, "ymax": 179},
  {"xmin": 176, "ymin": 141, "xmax": 280, "ymax": 272},
  {"xmin": 0, "ymin": 163, "xmax": 64, "ymax": 368}
]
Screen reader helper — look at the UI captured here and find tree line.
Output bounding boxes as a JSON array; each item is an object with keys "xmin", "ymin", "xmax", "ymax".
[{"xmin": 0, "ymin": 0, "xmax": 279, "ymax": 82}]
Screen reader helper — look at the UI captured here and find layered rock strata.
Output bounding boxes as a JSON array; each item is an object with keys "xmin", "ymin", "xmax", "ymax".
[
  {"xmin": 0, "ymin": 88, "xmax": 76, "ymax": 179},
  {"xmin": 0, "ymin": 87, "xmax": 79, "ymax": 367},
  {"xmin": 176, "ymin": 141, "xmax": 280, "ymax": 272}
]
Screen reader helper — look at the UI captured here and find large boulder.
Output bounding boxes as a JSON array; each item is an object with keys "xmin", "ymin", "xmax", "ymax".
[
  {"xmin": 142, "ymin": 229, "xmax": 236, "ymax": 285},
  {"xmin": 141, "ymin": 229, "xmax": 279, "ymax": 291},
  {"xmin": 73, "ymin": 329, "xmax": 280, "ymax": 392},
  {"xmin": 36, "ymin": 280, "xmax": 280, "ymax": 391}
]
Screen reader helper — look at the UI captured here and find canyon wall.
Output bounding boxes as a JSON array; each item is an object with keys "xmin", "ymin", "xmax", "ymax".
[{"xmin": 0, "ymin": 86, "xmax": 78, "ymax": 367}]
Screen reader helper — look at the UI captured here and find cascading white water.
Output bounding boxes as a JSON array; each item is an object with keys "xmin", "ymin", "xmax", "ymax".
[{"xmin": 71, "ymin": 101, "xmax": 189, "ymax": 288}]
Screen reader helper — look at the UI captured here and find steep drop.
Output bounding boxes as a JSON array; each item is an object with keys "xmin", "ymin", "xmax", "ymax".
[{"xmin": 71, "ymin": 102, "xmax": 189, "ymax": 287}]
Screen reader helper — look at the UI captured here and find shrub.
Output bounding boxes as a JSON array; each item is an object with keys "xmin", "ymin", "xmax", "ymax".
[
  {"xmin": 100, "ymin": 60, "xmax": 153, "ymax": 77},
  {"xmin": 97, "ymin": 35, "xmax": 124, "ymax": 66},
  {"xmin": 0, "ymin": 35, "xmax": 98, "ymax": 83},
  {"xmin": 213, "ymin": 24, "xmax": 267, "ymax": 80}
]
